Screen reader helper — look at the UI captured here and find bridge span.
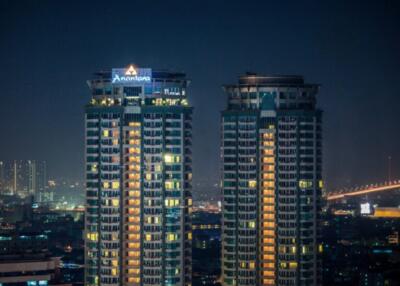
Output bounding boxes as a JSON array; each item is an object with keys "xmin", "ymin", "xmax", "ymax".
[{"xmin": 326, "ymin": 180, "xmax": 400, "ymax": 201}]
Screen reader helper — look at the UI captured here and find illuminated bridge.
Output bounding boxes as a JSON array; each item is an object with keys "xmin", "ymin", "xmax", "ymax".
[{"xmin": 326, "ymin": 180, "xmax": 400, "ymax": 201}]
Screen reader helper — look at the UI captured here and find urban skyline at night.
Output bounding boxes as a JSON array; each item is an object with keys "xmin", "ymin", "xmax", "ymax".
[
  {"xmin": 1, "ymin": 1, "xmax": 400, "ymax": 286},
  {"xmin": 0, "ymin": 1, "xmax": 400, "ymax": 196}
]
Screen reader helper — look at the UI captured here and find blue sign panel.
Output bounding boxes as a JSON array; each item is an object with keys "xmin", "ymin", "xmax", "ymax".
[{"xmin": 112, "ymin": 66, "xmax": 152, "ymax": 85}]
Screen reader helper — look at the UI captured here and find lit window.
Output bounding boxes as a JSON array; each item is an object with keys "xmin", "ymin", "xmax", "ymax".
[
  {"xmin": 264, "ymin": 181, "xmax": 275, "ymax": 188},
  {"xmin": 265, "ymin": 246, "xmax": 274, "ymax": 252},
  {"xmin": 128, "ymin": 234, "xmax": 140, "ymax": 240},
  {"xmin": 165, "ymin": 181, "xmax": 174, "ymax": 189},
  {"xmin": 87, "ymin": 232, "xmax": 98, "ymax": 241},
  {"xmin": 263, "ymin": 238, "xmax": 275, "ymax": 245},
  {"xmin": 128, "ymin": 217, "xmax": 139, "ymax": 223},
  {"xmin": 289, "ymin": 262, "xmax": 298, "ymax": 269},
  {"xmin": 263, "ymin": 197, "xmax": 274, "ymax": 204},
  {"xmin": 128, "ymin": 122, "xmax": 140, "ymax": 127},
  {"xmin": 263, "ymin": 173, "xmax": 274, "ymax": 180},
  {"xmin": 128, "ymin": 242, "xmax": 140, "ymax": 249},
  {"xmin": 264, "ymin": 149, "xmax": 274, "ymax": 155},
  {"xmin": 263, "ymin": 157, "xmax": 274, "ymax": 163},
  {"xmin": 164, "ymin": 154, "xmax": 173, "ymax": 163},
  {"xmin": 164, "ymin": 154, "xmax": 180, "ymax": 164},
  {"xmin": 167, "ymin": 233, "xmax": 178, "ymax": 241},
  {"xmin": 165, "ymin": 199, "xmax": 179, "ymax": 207},
  {"xmin": 299, "ymin": 180, "xmax": 313, "ymax": 189},
  {"xmin": 248, "ymin": 180, "xmax": 257, "ymax": 188},
  {"xmin": 128, "ymin": 251, "xmax": 139, "ymax": 257}
]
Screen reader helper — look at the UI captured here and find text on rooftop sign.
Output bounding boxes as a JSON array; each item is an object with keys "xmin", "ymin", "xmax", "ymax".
[{"xmin": 112, "ymin": 66, "xmax": 152, "ymax": 85}]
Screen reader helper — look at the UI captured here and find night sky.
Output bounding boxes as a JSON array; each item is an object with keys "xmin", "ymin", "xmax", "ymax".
[{"xmin": 1, "ymin": 0, "xmax": 399, "ymax": 196}]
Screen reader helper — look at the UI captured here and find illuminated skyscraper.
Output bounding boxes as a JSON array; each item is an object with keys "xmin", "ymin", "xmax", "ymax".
[
  {"xmin": 10, "ymin": 160, "xmax": 29, "ymax": 197},
  {"xmin": 221, "ymin": 74, "xmax": 323, "ymax": 286},
  {"xmin": 0, "ymin": 161, "xmax": 4, "ymax": 192},
  {"xmin": 84, "ymin": 65, "xmax": 193, "ymax": 286},
  {"xmin": 34, "ymin": 161, "xmax": 49, "ymax": 203}
]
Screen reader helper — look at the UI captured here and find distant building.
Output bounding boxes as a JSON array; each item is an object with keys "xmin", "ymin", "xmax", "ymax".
[
  {"xmin": 373, "ymin": 207, "xmax": 400, "ymax": 218},
  {"xmin": 34, "ymin": 161, "xmax": 50, "ymax": 203},
  {"xmin": 28, "ymin": 160, "xmax": 49, "ymax": 203},
  {"xmin": 388, "ymin": 231, "xmax": 399, "ymax": 245},
  {"xmin": 14, "ymin": 160, "xmax": 30, "ymax": 197},
  {"xmin": 84, "ymin": 65, "xmax": 193, "ymax": 286},
  {"xmin": 0, "ymin": 161, "xmax": 48, "ymax": 201},
  {"xmin": 0, "ymin": 231, "xmax": 65, "ymax": 286},
  {"xmin": 221, "ymin": 74, "xmax": 323, "ymax": 285},
  {"xmin": 0, "ymin": 161, "xmax": 4, "ymax": 193},
  {"xmin": 8, "ymin": 160, "xmax": 38, "ymax": 197}
]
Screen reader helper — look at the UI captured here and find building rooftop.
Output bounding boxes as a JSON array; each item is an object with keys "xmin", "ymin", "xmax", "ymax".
[{"xmin": 224, "ymin": 73, "xmax": 319, "ymax": 88}]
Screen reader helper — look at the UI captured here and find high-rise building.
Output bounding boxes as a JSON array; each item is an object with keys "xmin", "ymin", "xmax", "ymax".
[
  {"xmin": 13, "ymin": 160, "xmax": 30, "ymax": 197},
  {"xmin": 27, "ymin": 160, "xmax": 48, "ymax": 202},
  {"xmin": 35, "ymin": 161, "xmax": 49, "ymax": 203},
  {"xmin": 221, "ymin": 74, "xmax": 323, "ymax": 286},
  {"xmin": 0, "ymin": 161, "xmax": 4, "ymax": 192},
  {"xmin": 0, "ymin": 160, "xmax": 48, "ymax": 199},
  {"xmin": 28, "ymin": 160, "xmax": 36, "ymax": 195},
  {"xmin": 84, "ymin": 65, "xmax": 193, "ymax": 286}
]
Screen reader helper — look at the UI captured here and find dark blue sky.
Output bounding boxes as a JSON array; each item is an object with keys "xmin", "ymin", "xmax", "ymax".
[{"xmin": 0, "ymin": 0, "xmax": 399, "ymax": 195}]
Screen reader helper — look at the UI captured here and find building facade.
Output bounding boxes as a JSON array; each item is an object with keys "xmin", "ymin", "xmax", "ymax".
[
  {"xmin": 84, "ymin": 65, "xmax": 192, "ymax": 286},
  {"xmin": 0, "ymin": 231, "xmax": 63, "ymax": 286},
  {"xmin": 221, "ymin": 74, "xmax": 323, "ymax": 286}
]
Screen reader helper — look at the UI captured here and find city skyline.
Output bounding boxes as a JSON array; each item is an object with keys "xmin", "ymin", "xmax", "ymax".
[
  {"xmin": 1, "ymin": 1, "xmax": 400, "ymax": 195},
  {"xmin": 1, "ymin": 2, "xmax": 400, "ymax": 286}
]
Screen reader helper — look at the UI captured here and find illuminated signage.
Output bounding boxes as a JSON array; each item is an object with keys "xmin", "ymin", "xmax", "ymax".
[{"xmin": 112, "ymin": 65, "xmax": 152, "ymax": 85}]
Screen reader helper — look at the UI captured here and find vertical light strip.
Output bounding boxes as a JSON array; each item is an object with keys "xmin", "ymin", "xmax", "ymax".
[
  {"xmin": 123, "ymin": 121, "xmax": 141, "ymax": 285},
  {"xmin": 260, "ymin": 125, "xmax": 276, "ymax": 285}
]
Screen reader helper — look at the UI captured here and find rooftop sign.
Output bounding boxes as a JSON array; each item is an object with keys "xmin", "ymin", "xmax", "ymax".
[{"xmin": 112, "ymin": 65, "xmax": 152, "ymax": 85}]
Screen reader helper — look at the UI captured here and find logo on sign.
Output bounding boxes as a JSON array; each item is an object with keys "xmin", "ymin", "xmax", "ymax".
[
  {"xmin": 125, "ymin": 65, "xmax": 137, "ymax": 76},
  {"xmin": 112, "ymin": 65, "xmax": 151, "ymax": 84}
]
